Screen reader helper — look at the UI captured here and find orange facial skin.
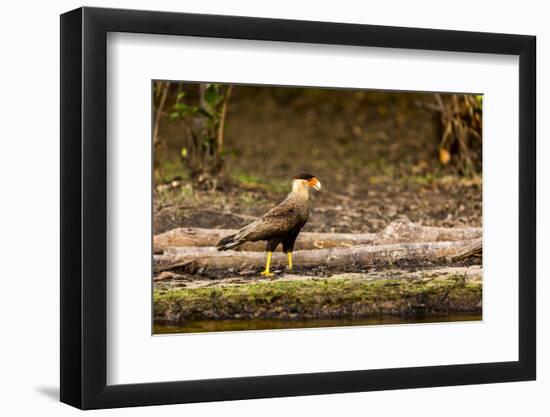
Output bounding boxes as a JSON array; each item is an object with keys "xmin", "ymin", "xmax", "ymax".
[{"xmin": 307, "ymin": 177, "xmax": 321, "ymax": 190}]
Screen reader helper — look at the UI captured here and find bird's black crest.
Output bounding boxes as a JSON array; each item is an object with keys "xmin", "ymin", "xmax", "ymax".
[{"xmin": 293, "ymin": 173, "xmax": 316, "ymax": 180}]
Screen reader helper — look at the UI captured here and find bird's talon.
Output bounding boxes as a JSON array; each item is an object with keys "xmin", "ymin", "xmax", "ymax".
[{"xmin": 260, "ymin": 271, "xmax": 274, "ymax": 277}]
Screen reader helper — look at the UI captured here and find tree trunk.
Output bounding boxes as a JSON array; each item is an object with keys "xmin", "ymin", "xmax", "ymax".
[
  {"xmin": 154, "ymin": 237, "xmax": 482, "ymax": 274},
  {"xmin": 153, "ymin": 218, "xmax": 481, "ymax": 253}
]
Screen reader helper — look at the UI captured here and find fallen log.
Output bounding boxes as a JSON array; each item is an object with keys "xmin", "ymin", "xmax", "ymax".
[
  {"xmin": 154, "ymin": 237, "xmax": 482, "ymax": 273},
  {"xmin": 153, "ymin": 218, "xmax": 482, "ymax": 252}
]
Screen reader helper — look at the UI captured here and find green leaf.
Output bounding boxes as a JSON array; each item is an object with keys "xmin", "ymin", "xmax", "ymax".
[
  {"xmin": 476, "ymin": 95, "xmax": 483, "ymax": 108},
  {"xmin": 169, "ymin": 112, "xmax": 180, "ymax": 120},
  {"xmin": 176, "ymin": 91, "xmax": 186, "ymax": 101},
  {"xmin": 181, "ymin": 147, "xmax": 187, "ymax": 158},
  {"xmin": 173, "ymin": 103, "xmax": 190, "ymax": 112},
  {"xmin": 204, "ymin": 85, "xmax": 219, "ymax": 107}
]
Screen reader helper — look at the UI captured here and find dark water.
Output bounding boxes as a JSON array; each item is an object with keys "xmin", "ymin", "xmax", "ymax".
[{"xmin": 154, "ymin": 314, "xmax": 482, "ymax": 335}]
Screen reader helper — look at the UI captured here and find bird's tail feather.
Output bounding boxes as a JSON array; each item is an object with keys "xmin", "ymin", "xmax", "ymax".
[
  {"xmin": 217, "ymin": 220, "xmax": 259, "ymax": 251},
  {"xmin": 216, "ymin": 233, "xmax": 241, "ymax": 251}
]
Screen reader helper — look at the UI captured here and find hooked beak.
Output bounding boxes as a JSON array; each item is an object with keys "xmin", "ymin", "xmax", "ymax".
[{"xmin": 308, "ymin": 178, "xmax": 322, "ymax": 191}]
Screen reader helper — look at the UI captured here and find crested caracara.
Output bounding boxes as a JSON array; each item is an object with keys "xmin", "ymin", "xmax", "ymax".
[{"xmin": 217, "ymin": 173, "xmax": 321, "ymax": 276}]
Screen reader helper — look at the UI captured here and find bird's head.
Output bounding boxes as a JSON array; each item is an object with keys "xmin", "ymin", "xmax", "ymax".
[{"xmin": 292, "ymin": 173, "xmax": 322, "ymax": 193}]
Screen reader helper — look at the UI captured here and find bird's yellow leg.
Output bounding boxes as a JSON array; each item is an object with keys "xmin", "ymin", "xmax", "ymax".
[
  {"xmin": 260, "ymin": 251, "xmax": 274, "ymax": 277},
  {"xmin": 287, "ymin": 252, "xmax": 293, "ymax": 271}
]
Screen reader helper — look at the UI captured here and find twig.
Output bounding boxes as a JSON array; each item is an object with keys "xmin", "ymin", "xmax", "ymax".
[{"xmin": 153, "ymin": 82, "xmax": 170, "ymax": 148}]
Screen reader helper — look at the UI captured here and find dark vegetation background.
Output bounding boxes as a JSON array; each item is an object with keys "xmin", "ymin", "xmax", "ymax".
[{"xmin": 153, "ymin": 82, "xmax": 482, "ymax": 236}]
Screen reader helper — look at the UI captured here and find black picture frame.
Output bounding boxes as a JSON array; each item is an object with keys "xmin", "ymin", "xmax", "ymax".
[{"xmin": 60, "ymin": 6, "xmax": 536, "ymax": 410}]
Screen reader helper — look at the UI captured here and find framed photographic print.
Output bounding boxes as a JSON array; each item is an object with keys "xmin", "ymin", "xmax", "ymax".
[{"xmin": 60, "ymin": 6, "xmax": 536, "ymax": 409}]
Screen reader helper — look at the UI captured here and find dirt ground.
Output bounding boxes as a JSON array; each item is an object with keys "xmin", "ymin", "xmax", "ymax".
[{"xmin": 154, "ymin": 87, "xmax": 482, "ymax": 235}]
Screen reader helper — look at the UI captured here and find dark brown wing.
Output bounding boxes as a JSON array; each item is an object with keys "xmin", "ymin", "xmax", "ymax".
[{"xmin": 232, "ymin": 198, "xmax": 300, "ymax": 243}]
